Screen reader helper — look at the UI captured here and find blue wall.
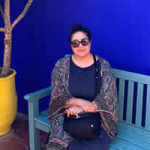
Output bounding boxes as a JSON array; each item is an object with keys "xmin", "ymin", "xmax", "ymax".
[{"xmin": 1, "ymin": 0, "xmax": 150, "ymax": 114}]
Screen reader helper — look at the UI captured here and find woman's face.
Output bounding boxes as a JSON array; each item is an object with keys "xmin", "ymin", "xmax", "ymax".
[{"xmin": 70, "ymin": 31, "xmax": 91, "ymax": 58}]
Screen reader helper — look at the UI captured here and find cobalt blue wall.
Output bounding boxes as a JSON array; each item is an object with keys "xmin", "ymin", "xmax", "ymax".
[{"xmin": 1, "ymin": 0, "xmax": 150, "ymax": 114}]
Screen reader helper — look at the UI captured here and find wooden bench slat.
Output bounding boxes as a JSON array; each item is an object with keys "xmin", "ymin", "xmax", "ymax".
[
  {"xmin": 110, "ymin": 122, "xmax": 150, "ymax": 150},
  {"xmin": 118, "ymin": 79, "xmax": 125, "ymax": 121},
  {"xmin": 109, "ymin": 147, "xmax": 120, "ymax": 150},
  {"xmin": 118, "ymin": 130, "xmax": 150, "ymax": 145},
  {"xmin": 145, "ymin": 85, "xmax": 150, "ymax": 131},
  {"xmin": 118, "ymin": 122, "xmax": 150, "ymax": 137},
  {"xmin": 24, "ymin": 87, "xmax": 51, "ymax": 102},
  {"xmin": 135, "ymin": 83, "xmax": 144, "ymax": 127},
  {"xmin": 126, "ymin": 81, "xmax": 134, "ymax": 123},
  {"xmin": 118, "ymin": 125, "xmax": 150, "ymax": 143},
  {"xmin": 111, "ymin": 137, "xmax": 146, "ymax": 150},
  {"xmin": 110, "ymin": 141, "xmax": 132, "ymax": 150},
  {"xmin": 117, "ymin": 131, "xmax": 150, "ymax": 148},
  {"xmin": 35, "ymin": 122, "xmax": 49, "ymax": 133},
  {"xmin": 34, "ymin": 114, "xmax": 50, "ymax": 126},
  {"xmin": 34, "ymin": 114, "xmax": 50, "ymax": 133},
  {"xmin": 109, "ymin": 145, "xmax": 122, "ymax": 150},
  {"xmin": 113, "ymin": 69, "xmax": 150, "ymax": 84}
]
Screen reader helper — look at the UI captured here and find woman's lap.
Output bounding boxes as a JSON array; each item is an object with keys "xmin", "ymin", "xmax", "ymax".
[{"xmin": 66, "ymin": 129, "xmax": 110, "ymax": 150}]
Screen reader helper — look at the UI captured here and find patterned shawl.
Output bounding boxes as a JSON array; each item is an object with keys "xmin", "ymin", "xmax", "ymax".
[{"xmin": 46, "ymin": 54, "xmax": 118, "ymax": 150}]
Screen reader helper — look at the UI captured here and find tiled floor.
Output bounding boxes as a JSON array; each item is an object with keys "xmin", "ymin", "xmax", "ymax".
[{"xmin": 0, "ymin": 113, "xmax": 47, "ymax": 150}]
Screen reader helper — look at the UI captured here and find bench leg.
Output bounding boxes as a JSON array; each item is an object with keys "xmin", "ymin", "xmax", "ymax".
[
  {"xmin": 29, "ymin": 126, "xmax": 40, "ymax": 150},
  {"xmin": 28, "ymin": 101, "xmax": 40, "ymax": 150}
]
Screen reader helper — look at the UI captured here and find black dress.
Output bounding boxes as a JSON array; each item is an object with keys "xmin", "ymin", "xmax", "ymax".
[{"xmin": 67, "ymin": 55, "xmax": 110, "ymax": 150}]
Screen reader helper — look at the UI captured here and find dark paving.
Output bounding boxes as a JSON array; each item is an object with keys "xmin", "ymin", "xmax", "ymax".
[{"xmin": 0, "ymin": 113, "xmax": 47, "ymax": 150}]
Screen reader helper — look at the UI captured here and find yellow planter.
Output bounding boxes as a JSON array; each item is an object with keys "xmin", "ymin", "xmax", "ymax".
[{"xmin": 0, "ymin": 69, "xmax": 17, "ymax": 136}]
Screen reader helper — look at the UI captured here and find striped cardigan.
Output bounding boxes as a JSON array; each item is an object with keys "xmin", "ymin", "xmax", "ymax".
[{"xmin": 46, "ymin": 54, "xmax": 118, "ymax": 150}]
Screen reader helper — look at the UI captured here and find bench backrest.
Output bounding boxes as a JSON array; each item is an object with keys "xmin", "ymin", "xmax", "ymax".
[{"xmin": 112, "ymin": 69, "xmax": 150, "ymax": 131}]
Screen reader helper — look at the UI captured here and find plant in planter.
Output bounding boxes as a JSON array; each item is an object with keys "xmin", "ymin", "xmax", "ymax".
[{"xmin": 0, "ymin": 0, "xmax": 34, "ymax": 136}]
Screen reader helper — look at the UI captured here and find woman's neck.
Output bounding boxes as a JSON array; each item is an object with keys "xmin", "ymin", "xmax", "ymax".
[{"xmin": 72, "ymin": 53, "xmax": 94, "ymax": 68}]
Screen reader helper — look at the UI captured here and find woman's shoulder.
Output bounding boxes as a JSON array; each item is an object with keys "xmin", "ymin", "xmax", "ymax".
[
  {"xmin": 96, "ymin": 55, "xmax": 111, "ymax": 67},
  {"xmin": 95, "ymin": 55, "xmax": 113, "ymax": 76},
  {"xmin": 54, "ymin": 54, "xmax": 71, "ymax": 69}
]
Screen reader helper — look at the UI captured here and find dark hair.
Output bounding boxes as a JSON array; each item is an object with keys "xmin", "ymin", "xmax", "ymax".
[{"xmin": 68, "ymin": 24, "xmax": 92, "ymax": 43}]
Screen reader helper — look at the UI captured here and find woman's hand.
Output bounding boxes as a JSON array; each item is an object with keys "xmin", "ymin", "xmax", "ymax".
[
  {"xmin": 65, "ymin": 106, "xmax": 84, "ymax": 118},
  {"xmin": 81, "ymin": 101, "xmax": 98, "ymax": 113},
  {"xmin": 64, "ymin": 98, "xmax": 98, "ymax": 114}
]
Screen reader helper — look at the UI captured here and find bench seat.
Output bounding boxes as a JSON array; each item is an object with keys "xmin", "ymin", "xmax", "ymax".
[
  {"xmin": 110, "ymin": 122, "xmax": 150, "ymax": 150},
  {"xmin": 34, "ymin": 110, "xmax": 150, "ymax": 150}
]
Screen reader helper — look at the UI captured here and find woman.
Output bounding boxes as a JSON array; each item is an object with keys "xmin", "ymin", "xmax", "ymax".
[{"xmin": 46, "ymin": 24, "xmax": 118, "ymax": 150}]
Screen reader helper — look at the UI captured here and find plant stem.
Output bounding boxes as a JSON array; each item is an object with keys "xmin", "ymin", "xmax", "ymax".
[
  {"xmin": 11, "ymin": 0, "xmax": 34, "ymax": 29},
  {"xmin": 0, "ymin": 0, "xmax": 34, "ymax": 77},
  {"xmin": 0, "ymin": 0, "xmax": 11, "ymax": 77}
]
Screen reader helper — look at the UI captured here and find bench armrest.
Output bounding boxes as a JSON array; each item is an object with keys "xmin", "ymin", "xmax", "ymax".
[
  {"xmin": 24, "ymin": 87, "xmax": 51, "ymax": 150},
  {"xmin": 24, "ymin": 87, "xmax": 51, "ymax": 102}
]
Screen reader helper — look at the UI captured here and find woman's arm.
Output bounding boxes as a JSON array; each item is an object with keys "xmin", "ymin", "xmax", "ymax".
[
  {"xmin": 64, "ymin": 98, "xmax": 98, "ymax": 114},
  {"xmin": 48, "ymin": 62, "xmax": 71, "ymax": 119},
  {"xmin": 63, "ymin": 98, "xmax": 84, "ymax": 108},
  {"xmin": 47, "ymin": 57, "xmax": 74, "ymax": 150}
]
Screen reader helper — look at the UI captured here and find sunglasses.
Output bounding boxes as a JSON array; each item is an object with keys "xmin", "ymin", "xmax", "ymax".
[{"xmin": 71, "ymin": 38, "xmax": 90, "ymax": 48}]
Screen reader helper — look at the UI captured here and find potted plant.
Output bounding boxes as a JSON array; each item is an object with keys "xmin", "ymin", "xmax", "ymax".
[{"xmin": 0, "ymin": 0, "xmax": 34, "ymax": 136}]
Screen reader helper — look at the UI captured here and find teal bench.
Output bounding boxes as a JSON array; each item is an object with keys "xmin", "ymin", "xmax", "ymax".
[{"xmin": 24, "ymin": 69, "xmax": 150, "ymax": 150}]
